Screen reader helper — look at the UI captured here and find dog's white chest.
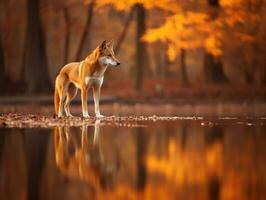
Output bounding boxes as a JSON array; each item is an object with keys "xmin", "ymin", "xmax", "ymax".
[{"xmin": 85, "ymin": 76, "xmax": 104, "ymax": 87}]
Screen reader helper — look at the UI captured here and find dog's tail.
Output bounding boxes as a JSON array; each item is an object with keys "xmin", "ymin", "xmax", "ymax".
[{"xmin": 54, "ymin": 87, "xmax": 60, "ymax": 116}]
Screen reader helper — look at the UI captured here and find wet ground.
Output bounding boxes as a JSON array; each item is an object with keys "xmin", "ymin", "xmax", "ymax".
[{"xmin": 0, "ymin": 113, "xmax": 266, "ymax": 200}]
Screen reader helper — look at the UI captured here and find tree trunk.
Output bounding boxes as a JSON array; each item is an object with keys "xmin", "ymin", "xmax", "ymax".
[
  {"xmin": 208, "ymin": 0, "xmax": 219, "ymax": 7},
  {"xmin": 203, "ymin": 53, "xmax": 228, "ymax": 83},
  {"xmin": 63, "ymin": 7, "xmax": 70, "ymax": 64},
  {"xmin": 244, "ymin": 69, "xmax": 254, "ymax": 84},
  {"xmin": 75, "ymin": 1, "xmax": 95, "ymax": 61},
  {"xmin": 244, "ymin": 42, "xmax": 258, "ymax": 84},
  {"xmin": 262, "ymin": 73, "xmax": 266, "ymax": 85},
  {"xmin": 135, "ymin": 3, "xmax": 147, "ymax": 92},
  {"xmin": 203, "ymin": 0, "xmax": 228, "ymax": 84},
  {"xmin": 262, "ymin": 63, "xmax": 266, "ymax": 85},
  {"xmin": 0, "ymin": 40, "xmax": 5, "ymax": 94},
  {"xmin": 260, "ymin": 48, "xmax": 266, "ymax": 85},
  {"xmin": 154, "ymin": 48, "xmax": 163, "ymax": 77},
  {"xmin": 261, "ymin": 30, "xmax": 266, "ymax": 84},
  {"xmin": 180, "ymin": 48, "xmax": 189, "ymax": 85},
  {"xmin": 24, "ymin": 0, "xmax": 52, "ymax": 94},
  {"xmin": 115, "ymin": 7, "xmax": 135, "ymax": 54}
]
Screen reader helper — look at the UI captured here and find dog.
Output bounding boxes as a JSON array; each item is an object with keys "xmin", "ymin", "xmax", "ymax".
[{"xmin": 54, "ymin": 40, "xmax": 120, "ymax": 118}]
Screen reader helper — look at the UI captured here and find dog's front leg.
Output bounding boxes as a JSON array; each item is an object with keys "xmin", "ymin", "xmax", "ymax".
[
  {"xmin": 93, "ymin": 86, "xmax": 104, "ymax": 118},
  {"xmin": 81, "ymin": 87, "xmax": 89, "ymax": 118}
]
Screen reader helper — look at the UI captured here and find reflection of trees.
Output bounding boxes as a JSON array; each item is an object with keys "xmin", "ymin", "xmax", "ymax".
[
  {"xmin": 0, "ymin": 129, "xmax": 50, "ymax": 200},
  {"xmin": 54, "ymin": 120, "xmax": 119, "ymax": 190},
  {"xmin": 25, "ymin": 129, "xmax": 50, "ymax": 200},
  {"xmin": 136, "ymin": 127, "xmax": 147, "ymax": 190},
  {"xmin": 180, "ymin": 121, "xmax": 188, "ymax": 150},
  {"xmin": 1, "ymin": 123, "xmax": 266, "ymax": 200},
  {"xmin": 205, "ymin": 126, "xmax": 224, "ymax": 200},
  {"xmin": 205, "ymin": 126, "xmax": 224, "ymax": 146},
  {"xmin": 146, "ymin": 123, "xmax": 225, "ymax": 199},
  {"xmin": 0, "ymin": 130, "xmax": 28, "ymax": 200},
  {"xmin": 145, "ymin": 124, "xmax": 266, "ymax": 200},
  {"xmin": 208, "ymin": 175, "xmax": 220, "ymax": 200},
  {"xmin": 0, "ymin": 129, "xmax": 6, "ymax": 158}
]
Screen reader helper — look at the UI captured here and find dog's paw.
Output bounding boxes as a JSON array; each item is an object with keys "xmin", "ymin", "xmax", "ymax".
[
  {"xmin": 58, "ymin": 114, "xmax": 64, "ymax": 118},
  {"xmin": 82, "ymin": 113, "xmax": 90, "ymax": 118},
  {"xmin": 96, "ymin": 114, "xmax": 104, "ymax": 118}
]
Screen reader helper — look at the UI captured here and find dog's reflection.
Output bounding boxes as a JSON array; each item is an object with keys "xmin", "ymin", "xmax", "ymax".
[{"xmin": 54, "ymin": 120, "xmax": 119, "ymax": 189}]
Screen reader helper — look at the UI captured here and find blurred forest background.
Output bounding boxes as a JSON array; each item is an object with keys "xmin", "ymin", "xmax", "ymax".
[{"xmin": 0, "ymin": 0, "xmax": 266, "ymax": 100}]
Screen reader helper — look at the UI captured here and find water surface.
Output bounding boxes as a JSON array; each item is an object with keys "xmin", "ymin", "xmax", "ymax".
[{"xmin": 0, "ymin": 118, "xmax": 265, "ymax": 200}]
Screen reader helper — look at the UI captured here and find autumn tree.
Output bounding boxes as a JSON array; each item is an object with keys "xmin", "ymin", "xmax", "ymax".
[
  {"xmin": 114, "ymin": 7, "xmax": 135, "ymax": 54},
  {"xmin": 95, "ymin": 0, "xmax": 178, "ymax": 91},
  {"xmin": 135, "ymin": 3, "xmax": 148, "ymax": 91},
  {"xmin": 63, "ymin": 6, "xmax": 70, "ymax": 64},
  {"xmin": 180, "ymin": 48, "xmax": 189, "ymax": 85},
  {"xmin": 227, "ymin": 0, "xmax": 264, "ymax": 84},
  {"xmin": 203, "ymin": 0, "xmax": 228, "ymax": 84},
  {"xmin": 24, "ymin": 0, "xmax": 52, "ymax": 94},
  {"xmin": 143, "ymin": 2, "xmax": 224, "ymax": 84},
  {"xmin": 143, "ymin": 0, "xmax": 260, "ymax": 85},
  {"xmin": 0, "ymin": 39, "xmax": 5, "ymax": 93},
  {"xmin": 76, "ymin": 0, "xmax": 95, "ymax": 61},
  {"xmin": 0, "ymin": 0, "xmax": 28, "ymax": 94},
  {"xmin": 143, "ymin": 11, "xmax": 209, "ymax": 83}
]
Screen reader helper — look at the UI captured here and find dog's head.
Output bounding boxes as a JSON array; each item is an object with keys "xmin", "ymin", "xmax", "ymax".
[{"xmin": 98, "ymin": 40, "xmax": 120, "ymax": 67}]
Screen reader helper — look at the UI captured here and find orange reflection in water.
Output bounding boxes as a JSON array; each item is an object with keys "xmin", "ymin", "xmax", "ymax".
[
  {"xmin": 52, "ymin": 123, "xmax": 266, "ymax": 200},
  {"xmin": 54, "ymin": 120, "xmax": 119, "ymax": 191},
  {"xmin": 1, "ymin": 121, "xmax": 265, "ymax": 200}
]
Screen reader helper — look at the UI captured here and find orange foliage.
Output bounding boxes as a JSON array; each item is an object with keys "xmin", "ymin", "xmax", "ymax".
[
  {"xmin": 142, "ymin": 12, "xmax": 210, "ymax": 60},
  {"xmin": 86, "ymin": 0, "xmax": 259, "ymax": 60},
  {"xmin": 142, "ymin": 0, "xmax": 258, "ymax": 60},
  {"xmin": 204, "ymin": 34, "xmax": 223, "ymax": 56},
  {"xmin": 87, "ymin": 0, "xmax": 180, "ymax": 11},
  {"xmin": 220, "ymin": 0, "xmax": 243, "ymax": 7}
]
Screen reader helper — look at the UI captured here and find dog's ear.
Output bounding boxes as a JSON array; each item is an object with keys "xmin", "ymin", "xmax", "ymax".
[
  {"xmin": 107, "ymin": 39, "xmax": 114, "ymax": 48},
  {"xmin": 99, "ymin": 40, "xmax": 107, "ymax": 49}
]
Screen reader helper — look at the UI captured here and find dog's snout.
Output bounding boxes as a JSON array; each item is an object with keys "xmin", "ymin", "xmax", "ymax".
[{"xmin": 117, "ymin": 62, "xmax": 121, "ymax": 66}]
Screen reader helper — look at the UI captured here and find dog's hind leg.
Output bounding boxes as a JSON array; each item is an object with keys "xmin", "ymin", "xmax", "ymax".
[
  {"xmin": 57, "ymin": 75, "xmax": 69, "ymax": 117},
  {"xmin": 64, "ymin": 83, "xmax": 77, "ymax": 117}
]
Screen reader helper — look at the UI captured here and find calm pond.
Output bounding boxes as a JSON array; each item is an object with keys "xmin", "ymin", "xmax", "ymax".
[{"xmin": 0, "ymin": 118, "xmax": 265, "ymax": 200}]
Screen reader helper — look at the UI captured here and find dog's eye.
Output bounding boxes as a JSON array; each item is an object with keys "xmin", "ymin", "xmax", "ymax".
[{"xmin": 107, "ymin": 54, "xmax": 111, "ymax": 57}]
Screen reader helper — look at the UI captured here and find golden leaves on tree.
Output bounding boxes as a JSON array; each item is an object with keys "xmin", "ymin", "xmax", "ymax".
[
  {"xmin": 143, "ymin": 12, "xmax": 213, "ymax": 60},
  {"xmin": 93, "ymin": 0, "xmax": 259, "ymax": 60}
]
